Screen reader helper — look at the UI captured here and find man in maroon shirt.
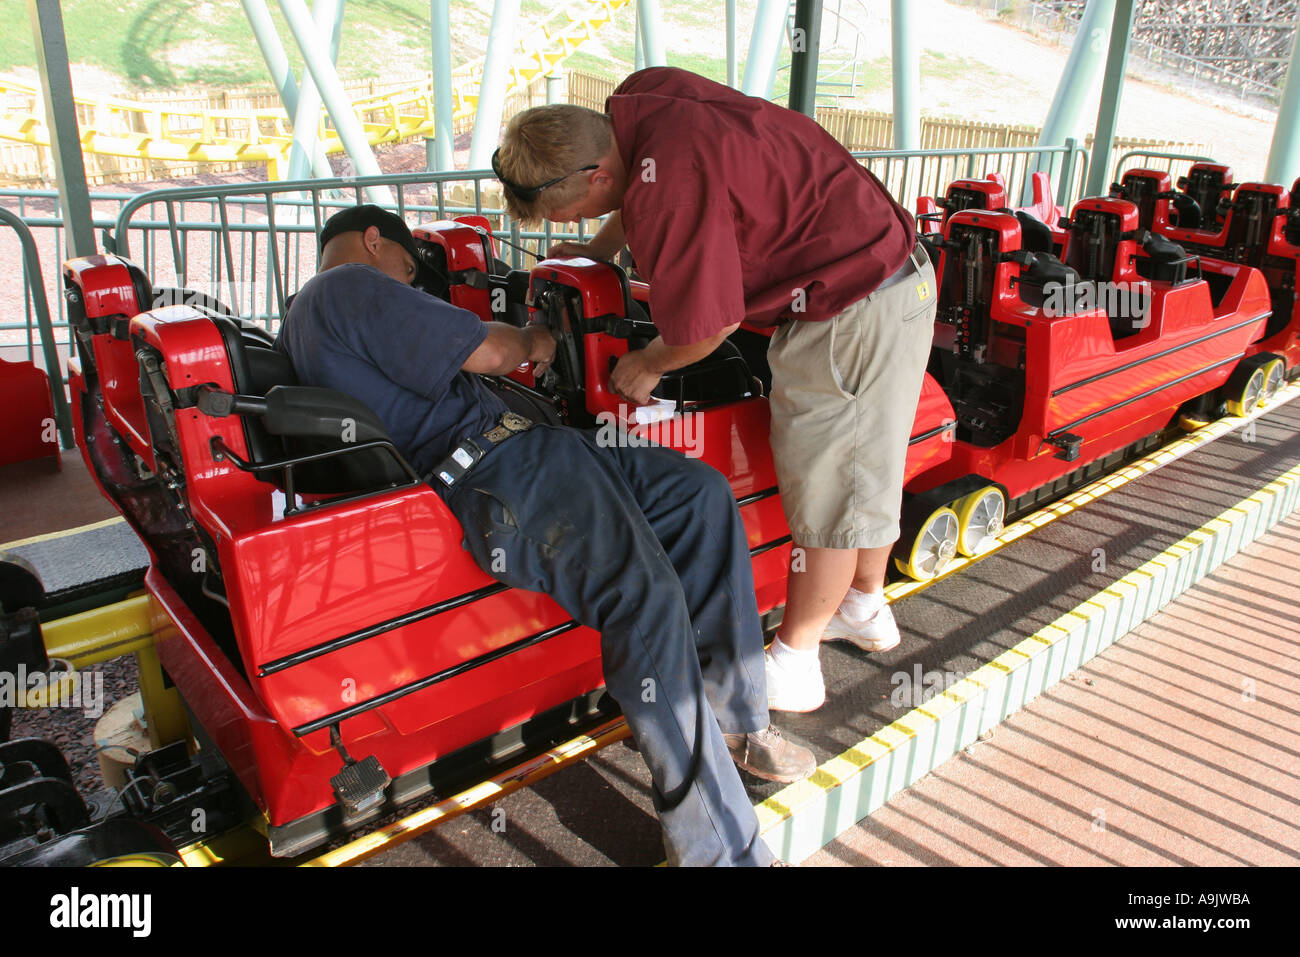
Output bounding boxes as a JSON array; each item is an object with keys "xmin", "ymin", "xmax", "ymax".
[{"xmin": 494, "ymin": 68, "xmax": 937, "ymax": 715}]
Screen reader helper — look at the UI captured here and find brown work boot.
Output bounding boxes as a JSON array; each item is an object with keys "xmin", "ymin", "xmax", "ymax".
[{"xmin": 723, "ymin": 726, "xmax": 816, "ymax": 784}]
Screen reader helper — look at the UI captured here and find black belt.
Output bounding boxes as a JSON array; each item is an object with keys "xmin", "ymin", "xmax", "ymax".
[
  {"xmin": 434, "ymin": 411, "xmax": 534, "ymax": 488},
  {"xmin": 874, "ymin": 240, "xmax": 930, "ymax": 294}
]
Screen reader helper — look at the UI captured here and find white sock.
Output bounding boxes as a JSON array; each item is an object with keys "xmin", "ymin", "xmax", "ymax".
[
  {"xmin": 839, "ymin": 586, "xmax": 886, "ymax": 624},
  {"xmin": 769, "ymin": 636, "xmax": 820, "ymax": 671}
]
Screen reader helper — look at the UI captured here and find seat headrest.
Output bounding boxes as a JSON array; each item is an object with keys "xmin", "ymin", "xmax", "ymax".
[{"xmin": 1015, "ymin": 211, "xmax": 1054, "ymax": 254}]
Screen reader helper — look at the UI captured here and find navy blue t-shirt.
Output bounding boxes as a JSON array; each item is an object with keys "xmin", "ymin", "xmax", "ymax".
[{"xmin": 274, "ymin": 263, "xmax": 507, "ymax": 474}]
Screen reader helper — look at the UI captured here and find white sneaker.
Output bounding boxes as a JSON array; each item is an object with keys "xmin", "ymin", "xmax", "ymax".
[
  {"xmin": 823, "ymin": 603, "xmax": 901, "ymax": 653},
  {"xmin": 764, "ymin": 650, "xmax": 826, "ymax": 713}
]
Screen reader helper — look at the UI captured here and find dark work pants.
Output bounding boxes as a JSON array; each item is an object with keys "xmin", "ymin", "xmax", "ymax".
[{"xmin": 442, "ymin": 425, "xmax": 774, "ymax": 866}]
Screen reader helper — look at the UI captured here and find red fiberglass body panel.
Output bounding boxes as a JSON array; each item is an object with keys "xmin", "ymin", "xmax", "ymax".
[
  {"xmin": 63, "ymin": 256, "xmax": 156, "ymax": 470},
  {"xmin": 908, "ymin": 207, "xmax": 1271, "ymax": 501},
  {"xmin": 412, "ymin": 219, "xmax": 495, "ymax": 318},
  {"xmin": 0, "ymin": 357, "xmax": 58, "ymax": 468},
  {"xmin": 1137, "ymin": 177, "xmax": 1300, "ymax": 371}
]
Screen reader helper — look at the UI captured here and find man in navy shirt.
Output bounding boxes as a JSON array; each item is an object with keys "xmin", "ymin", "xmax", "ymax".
[{"xmin": 275, "ymin": 205, "xmax": 815, "ymax": 866}]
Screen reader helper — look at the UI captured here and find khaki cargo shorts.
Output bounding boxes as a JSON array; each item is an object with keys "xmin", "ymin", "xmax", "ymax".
[{"xmin": 768, "ymin": 245, "xmax": 937, "ymax": 550}]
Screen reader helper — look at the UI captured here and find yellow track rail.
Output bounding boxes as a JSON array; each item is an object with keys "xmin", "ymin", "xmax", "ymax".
[{"xmin": 0, "ymin": 0, "xmax": 629, "ymax": 178}]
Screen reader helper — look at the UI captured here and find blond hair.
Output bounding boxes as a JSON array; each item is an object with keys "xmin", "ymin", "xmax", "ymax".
[{"xmin": 496, "ymin": 104, "xmax": 611, "ymax": 223}]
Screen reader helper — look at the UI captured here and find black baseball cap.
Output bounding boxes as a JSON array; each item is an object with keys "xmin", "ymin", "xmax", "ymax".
[{"xmin": 319, "ymin": 204, "xmax": 420, "ymax": 263}]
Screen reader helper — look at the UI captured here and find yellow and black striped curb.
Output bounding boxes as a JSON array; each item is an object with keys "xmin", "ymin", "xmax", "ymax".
[{"xmin": 756, "ymin": 454, "xmax": 1300, "ymax": 864}]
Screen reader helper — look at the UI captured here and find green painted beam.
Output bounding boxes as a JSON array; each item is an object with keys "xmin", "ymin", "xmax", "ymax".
[
  {"xmin": 1037, "ymin": 0, "xmax": 1116, "ymax": 150},
  {"xmin": 788, "ymin": 0, "xmax": 822, "ymax": 117},
  {"xmin": 637, "ymin": 0, "xmax": 666, "ymax": 68},
  {"xmin": 428, "ymin": 0, "xmax": 454, "ymax": 171},
  {"xmin": 277, "ymin": 0, "xmax": 392, "ymax": 201},
  {"xmin": 1265, "ymin": 18, "xmax": 1300, "ymax": 185},
  {"xmin": 287, "ymin": 0, "xmax": 345, "ymax": 182},
  {"xmin": 1085, "ymin": 0, "xmax": 1136, "ymax": 197},
  {"xmin": 742, "ymin": 0, "xmax": 788, "ymax": 99},
  {"xmin": 727, "ymin": 0, "xmax": 738, "ymax": 88},
  {"xmin": 28, "ymin": 0, "xmax": 95, "ymax": 259},
  {"xmin": 468, "ymin": 0, "xmax": 521, "ymax": 170},
  {"xmin": 890, "ymin": 0, "xmax": 919, "ymax": 150},
  {"xmin": 241, "ymin": 0, "xmax": 332, "ymax": 179}
]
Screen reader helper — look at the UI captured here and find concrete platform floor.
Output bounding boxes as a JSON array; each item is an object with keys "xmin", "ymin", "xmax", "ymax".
[
  {"xmin": 0, "ymin": 454, "xmax": 118, "ymax": 544},
  {"xmin": 805, "ymin": 509, "xmax": 1300, "ymax": 867}
]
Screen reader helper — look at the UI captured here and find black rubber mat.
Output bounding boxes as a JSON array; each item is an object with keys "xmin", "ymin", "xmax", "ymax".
[
  {"xmin": 3, "ymin": 520, "xmax": 149, "ymax": 607},
  {"xmin": 363, "ymin": 399, "xmax": 1300, "ymax": 866}
]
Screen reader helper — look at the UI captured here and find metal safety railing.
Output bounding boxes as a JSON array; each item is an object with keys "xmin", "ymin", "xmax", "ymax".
[
  {"xmin": 101, "ymin": 142, "xmax": 1095, "ymax": 328},
  {"xmin": 1111, "ymin": 149, "xmax": 1220, "ymax": 186},
  {"xmin": 103, "ymin": 171, "xmax": 603, "ymax": 327},
  {"xmin": 0, "ymin": 208, "xmax": 73, "ymax": 448},
  {"xmin": 0, "ymin": 189, "xmax": 138, "ymax": 376},
  {"xmin": 1, "ymin": 142, "xmax": 1097, "ymax": 356},
  {"xmin": 852, "ymin": 140, "xmax": 1091, "ymax": 213}
]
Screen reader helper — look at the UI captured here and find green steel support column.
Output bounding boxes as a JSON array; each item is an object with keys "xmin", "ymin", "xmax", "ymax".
[
  {"xmin": 727, "ymin": 0, "xmax": 738, "ymax": 88},
  {"xmin": 1265, "ymin": 17, "xmax": 1300, "ymax": 185},
  {"xmin": 28, "ymin": 0, "xmax": 94, "ymax": 259},
  {"xmin": 788, "ymin": 0, "xmax": 822, "ymax": 117},
  {"xmin": 637, "ymin": 0, "xmax": 666, "ymax": 67},
  {"xmin": 287, "ymin": 0, "xmax": 345, "ymax": 182},
  {"xmin": 743, "ymin": 0, "xmax": 790, "ymax": 99},
  {"xmin": 890, "ymin": 0, "xmax": 919, "ymax": 150},
  {"xmin": 242, "ymin": 0, "xmax": 301, "ymax": 118},
  {"xmin": 635, "ymin": 4, "xmax": 645, "ymax": 72},
  {"xmin": 1030, "ymin": 0, "xmax": 1115, "ymax": 204},
  {"xmin": 1037, "ymin": 0, "xmax": 1116, "ymax": 149},
  {"xmin": 1085, "ymin": 0, "xmax": 1135, "ymax": 197},
  {"xmin": 468, "ymin": 0, "xmax": 521, "ymax": 170},
  {"xmin": 241, "ymin": 0, "xmax": 333, "ymax": 179},
  {"xmin": 277, "ymin": 0, "xmax": 393, "ymax": 202},
  {"xmin": 427, "ymin": 0, "xmax": 454, "ymax": 171}
]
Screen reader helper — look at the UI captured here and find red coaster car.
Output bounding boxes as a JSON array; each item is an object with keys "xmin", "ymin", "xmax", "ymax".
[
  {"xmin": 62, "ymin": 223, "xmax": 955, "ymax": 856},
  {"xmin": 891, "ymin": 197, "xmax": 1271, "ymax": 578},
  {"xmin": 1114, "ymin": 166, "xmax": 1300, "ymax": 389}
]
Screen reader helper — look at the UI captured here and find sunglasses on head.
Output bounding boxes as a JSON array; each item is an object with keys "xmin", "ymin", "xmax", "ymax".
[{"xmin": 491, "ymin": 148, "xmax": 599, "ymax": 203}]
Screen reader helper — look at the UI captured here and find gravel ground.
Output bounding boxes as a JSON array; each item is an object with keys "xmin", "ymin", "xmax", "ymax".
[{"xmin": 7, "ymin": 654, "xmax": 140, "ymax": 801}]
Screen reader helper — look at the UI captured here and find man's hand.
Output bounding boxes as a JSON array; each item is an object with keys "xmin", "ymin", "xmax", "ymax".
[
  {"xmin": 525, "ymin": 323, "xmax": 557, "ymax": 376},
  {"xmin": 610, "ymin": 347, "xmax": 664, "ymax": 406},
  {"xmin": 609, "ymin": 322, "xmax": 743, "ymax": 406},
  {"xmin": 546, "ymin": 240, "xmax": 601, "ymax": 259},
  {"xmin": 546, "ymin": 211, "xmax": 625, "ymax": 261}
]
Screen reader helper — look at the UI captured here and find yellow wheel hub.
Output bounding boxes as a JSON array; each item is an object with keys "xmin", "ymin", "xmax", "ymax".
[{"xmin": 895, "ymin": 505, "xmax": 960, "ymax": 581}]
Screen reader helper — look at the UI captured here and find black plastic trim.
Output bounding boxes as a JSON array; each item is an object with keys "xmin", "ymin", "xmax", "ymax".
[
  {"xmin": 257, "ymin": 582, "xmax": 510, "ymax": 677},
  {"xmin": 293, "ymin": 620, "xmax": 582, "ymax": 736},
  {"xmin": 909, "ymin": 421, "xmax": 957, "ymax": 445}
]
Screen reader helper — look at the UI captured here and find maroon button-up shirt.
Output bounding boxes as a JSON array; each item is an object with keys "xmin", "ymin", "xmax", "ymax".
[{"xmin": 606, "ymin": 68, "xmax": 915, "ymax": 346}]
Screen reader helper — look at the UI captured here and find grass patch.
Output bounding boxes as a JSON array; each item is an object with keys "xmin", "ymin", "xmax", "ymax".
[
  {"xmin": 922, "ymin": 50, "xmax": 1004, "ymax": 85},
  {"xmin": 564, "ymin": 49, "xmax": 625, "ymax": 80},
  {"xmin": 664, "ymin": 52, "xmax": 728, "ymax": 84},
  {"xmin": 3, "ymin": 0, "xmax": 485, "ymax": 90}
]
